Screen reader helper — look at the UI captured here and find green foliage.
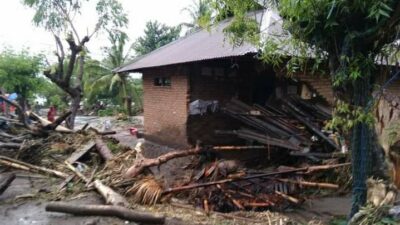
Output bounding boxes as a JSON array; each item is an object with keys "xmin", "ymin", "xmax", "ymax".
[
  {"xmin": 209, "ymin": 0, "xmax": 262, "ymax": 45},
  {"xmin": 133, "ymin": 21, "xmax": 181, "ymax": 56},
  {"xmin": 182, "ymin": 0, "xmax": 214, "ymax": 32},
  {"xmin": 37, "ymin": 79, "xmax": 69, "ymax": 110},
  {"xmin": 23, "ymin": 0, "xmax": 128, "ymax": 32},
  {"xmin": 349, "ymin": 204, "xmax": 399, "ymax": 225},
  {"xmin": 326, "ymin": 101, "xmax": 375, "ymax": 132},
  {"xmin": 0, "ymin": 49, "xmax": 43, "ymax": 101},
  {"xmin": 84, "ymin": 29, "xmax": 143, "ymax": 114},
  {"xmin": 211, "ymin": 0, "xmax": 400, "ymax": 216}
]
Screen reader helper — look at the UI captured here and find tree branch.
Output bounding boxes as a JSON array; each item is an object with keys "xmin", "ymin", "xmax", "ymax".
[
  {"xmin": 64, "ymin": 35, "xmax": 79, "ymax": 85},
  {"xmin": 53, "ymin": 34, "xmax": 65, "ymax": 79},
  {"xmin": 53, "ymin": 0, "xmax": 81, "ymax": 41}
]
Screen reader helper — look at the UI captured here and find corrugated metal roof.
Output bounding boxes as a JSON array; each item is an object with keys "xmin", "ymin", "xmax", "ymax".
[{"xmin": 117, "ymin": 10, "xmax": 283, "ymax": 73}]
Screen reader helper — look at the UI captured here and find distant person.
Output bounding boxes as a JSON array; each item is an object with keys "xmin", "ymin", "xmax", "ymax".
[{"xmin": 47, "ymin": 106, "xmax": 57, "ymax": 122}]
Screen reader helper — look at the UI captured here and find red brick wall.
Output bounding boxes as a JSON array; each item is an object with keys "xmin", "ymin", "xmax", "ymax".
[{"xmin": 142, "ymin": 66, "xmax": 189, "ymax": 147}]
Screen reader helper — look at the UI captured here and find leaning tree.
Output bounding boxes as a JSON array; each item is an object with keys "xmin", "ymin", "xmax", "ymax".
[
  {"xmin": 211, "ymin": 0, "xmax": 400, "ymax": 218},
  {"xmin": 23, "ymin": 0, "xmax": 128, "ymax": 129}
]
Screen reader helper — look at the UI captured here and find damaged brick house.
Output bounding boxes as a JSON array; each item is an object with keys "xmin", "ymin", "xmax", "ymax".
[{"xmin": 116, "ymin": 9, "xmax": 400, "ymax": 151}]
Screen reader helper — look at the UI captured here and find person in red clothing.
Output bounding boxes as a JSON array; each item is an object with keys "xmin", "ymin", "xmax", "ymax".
[{"xmin": 47, "ymin": 106, "xmax": 57, "ymax": 122}]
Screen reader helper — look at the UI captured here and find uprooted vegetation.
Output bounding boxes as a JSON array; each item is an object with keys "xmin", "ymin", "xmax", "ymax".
[{"xmin": 0, "ymin": 96, "xmax": 398, "ymax": 225}]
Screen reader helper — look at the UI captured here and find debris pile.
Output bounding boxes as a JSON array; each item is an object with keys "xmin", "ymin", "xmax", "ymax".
[
  {"xmin": 0, "ymin": 94, "xmax": 351, "ymax": 224},
  {"xmin": 222, "ymin": 96, "xmax": 341, "ymax": 153},
  {"xmin": 122, "ymin": 96, "xmax": 350, "ymax": 214}
]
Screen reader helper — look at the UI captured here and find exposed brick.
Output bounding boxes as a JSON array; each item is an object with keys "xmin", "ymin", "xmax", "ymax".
[{"xmin": 142, "ymin": 66, "xmax": 189, "ymax": 148}]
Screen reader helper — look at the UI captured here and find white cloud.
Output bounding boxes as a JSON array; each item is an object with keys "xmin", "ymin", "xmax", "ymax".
[{"xmin": 0, "ymin": 0, "xmax": 192, "ymax": 60}]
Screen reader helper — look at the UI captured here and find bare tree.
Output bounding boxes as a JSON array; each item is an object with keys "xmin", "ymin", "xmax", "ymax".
[{"xmin": 23, "ymin": 0, "xmax": 128, "ymax": 129}]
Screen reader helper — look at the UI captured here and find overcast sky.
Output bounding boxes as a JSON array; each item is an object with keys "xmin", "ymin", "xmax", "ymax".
[{"xmin": 0, "ymin": 0, "xmax": 192, "ymax": 60}]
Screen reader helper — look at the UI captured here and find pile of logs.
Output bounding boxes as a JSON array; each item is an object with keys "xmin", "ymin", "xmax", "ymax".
[{"xmin": 160, "ymin": 160, "xmax": 349, "ymax": 212}]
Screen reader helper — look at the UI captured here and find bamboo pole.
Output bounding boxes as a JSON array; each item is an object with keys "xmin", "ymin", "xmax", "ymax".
[
  {"xmin": 0, "ymin": 156, "xmax": 68, "ymax": 178},
  {"xmin": 276, "ymin": 178, "xmax": 339, "ymax": 189},
  {"xmin": 163, "ymin": 163, "xmax": 350, "ymax": 194}
]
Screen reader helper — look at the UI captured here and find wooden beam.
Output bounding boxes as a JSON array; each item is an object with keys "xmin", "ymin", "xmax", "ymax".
[
  {"xmin": 45, "ymin": 202, "xmax": 165, "ymax": 224},
  {"xmin": 66, "ymin": 141, "xmax": 95, "ymax": 164}
]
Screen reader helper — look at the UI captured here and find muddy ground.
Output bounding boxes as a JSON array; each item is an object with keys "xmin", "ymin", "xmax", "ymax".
[{"xmin": 0, "ymin": 116, "xmax": 352, "ymax": 225}]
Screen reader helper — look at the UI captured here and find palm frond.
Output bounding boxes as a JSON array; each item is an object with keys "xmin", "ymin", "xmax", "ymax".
[{"xmin": 109, "ymin": 73, "xmax": 122, "ymax": 92}]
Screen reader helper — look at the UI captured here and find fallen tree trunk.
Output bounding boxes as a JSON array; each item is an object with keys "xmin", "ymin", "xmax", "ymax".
[
  {"xmin": 162, "ymin": 163, "xmax": 350, "ymax": 194},
  {"xmin": 95, "ymin": 138, "xmax": 113, "ymax": 161},
  {"xmin": 0, "ymin": 173, "xmax": 16, "ymax": 195},
  {"xmin": 125, "ymin": 148, "xmax": 200, "ymax": 178},
  {"xmin": 0, "ymin": 156, "xmax": 68, "ymax": 178},
  {"xmin": 93, "ymin": 180, "xmax": 129, "ymax": 207},
  {"xmin": 45, "ymin": 202, "xmax": 165, "ymax": 224}
]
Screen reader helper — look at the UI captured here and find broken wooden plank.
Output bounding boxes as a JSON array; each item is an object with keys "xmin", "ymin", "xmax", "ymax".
[
  {"xmin": 283, "ymin": 100, "xmax": 340, "ymax": 150},
  {"xmin": 0, "ymin": 173, "xmax": 16, "ymax": 195},
  {"xmin": 236, "ymin": 129, "xmax": 304, "ymax": 151},
  {"xmin": 45, "ymin": 202, "xmax": 165, "ymax": 224},
  {"xmin": 66, "ymin": 141, "xmax": 96, "ymax": 164}
]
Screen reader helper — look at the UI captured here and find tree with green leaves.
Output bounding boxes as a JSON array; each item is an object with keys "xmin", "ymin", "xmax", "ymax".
[
  {"xmin": 85, "ymin": 29, "xmax": 142, "ymax": 116},
  {"xmin": 211, "ymin": 0, "xmax": 400, "ymax": 219},
  {"xmin": 181, "ymin": 0, "xmax": 213, "ymax": 33},
  {"xmin": 0, "ymin": 49, "xmax": 43, "ymax": 111},
  {"xmin": 133, "ymin": 21, "xmax": 181, "ymax": 56},
  {"xmin": 23, "ymin": 0, "xmax": 128, "ymax": 129}
]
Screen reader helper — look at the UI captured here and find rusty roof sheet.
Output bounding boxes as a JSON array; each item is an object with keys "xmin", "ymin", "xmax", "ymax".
[{"xmin": 117, "ymin": 10, "xmax": 283, "ymax": 73}]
